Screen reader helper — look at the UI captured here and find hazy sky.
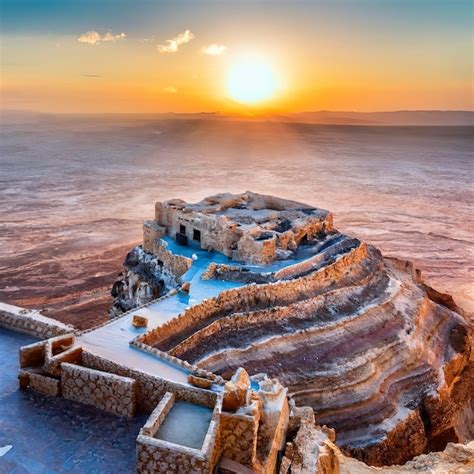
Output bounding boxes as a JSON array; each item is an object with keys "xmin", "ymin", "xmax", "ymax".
[{"xmin": 1, "ymin": 0, "xmax": 472, "ymax": 113}]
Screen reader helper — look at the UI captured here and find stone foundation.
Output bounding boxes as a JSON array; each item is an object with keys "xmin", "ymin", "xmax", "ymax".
[{"xmin": 136, "ymin": 391, "xmax": 222, "ymax": 473}]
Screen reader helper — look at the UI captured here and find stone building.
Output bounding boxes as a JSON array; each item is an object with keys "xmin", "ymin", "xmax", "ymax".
[{"xmin": 144, "ymin": 191, "xmax": 333, "ymax": 264}]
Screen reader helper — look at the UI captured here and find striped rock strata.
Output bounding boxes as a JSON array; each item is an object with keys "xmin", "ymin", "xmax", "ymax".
[{"xmin": 152, "ymin": 237, "xmax": 471, "ymax": 465}]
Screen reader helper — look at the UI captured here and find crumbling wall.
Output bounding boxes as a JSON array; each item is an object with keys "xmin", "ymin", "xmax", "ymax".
[
  {"xmin": 130, "ymin": 339, "xmax": 223, "ymax": 385},
  {"xmin": 62, "ymin": 362, "xmax": 137, "ymax": 418},
  {"xmin": 151, "ymin": 239, "xmax": 192, "ymax": 278},
  {"xmin": 201, "ymin": 262, "xmax": 271, "ymax": 284},
  {"xmin": 237, "ymin": 233, "xmax": 277, "ymax": 265},
  {"xmin": 152, "ymin": 192, "xmax": 333, "ymax": 264},
  {"xmin": 274, "ymin": 235, "xmax": 358, "ymax": 280}
]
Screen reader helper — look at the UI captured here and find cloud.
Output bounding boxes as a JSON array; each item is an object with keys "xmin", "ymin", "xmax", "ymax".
[
  {"xmin": 78, "ymin": 31, "xmax": 126, "ymax": 46},
  {"xmin": 201, "ymin": 44, "xmax": 227, "ymax": 56},
  {"xmin": 141, "ymin": 36, "xmax": 155, "ymax": 43},
  {"xmin": 82, "ymin": 74, "xmax": 102, "ymax": 78},
  {"xmin": 102, "ymin": 32, "xmax": 126, "ymax": 42},
  {"xmin": 163, "ymin": 86, "xmax": 178, "ymax": 94},
  {"xmin": 157, "ymin": 30, "xmax": 194, "ymax": 53}
]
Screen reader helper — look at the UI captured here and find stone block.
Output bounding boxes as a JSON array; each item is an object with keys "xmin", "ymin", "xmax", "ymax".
[{"xmin": 133, "ymin": 314, "xmax": 148, "ymax": 328}]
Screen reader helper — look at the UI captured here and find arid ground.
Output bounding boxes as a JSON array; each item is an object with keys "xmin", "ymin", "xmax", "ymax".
[{"xmin": 1, "ymin": 113, "xmax": 472, "ymax": 329}]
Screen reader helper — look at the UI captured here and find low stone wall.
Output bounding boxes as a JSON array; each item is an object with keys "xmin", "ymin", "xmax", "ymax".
[
  {"xmin": 140, "ymin": 392, "xmax": 176, "ymax": 437},
  {"xmin": 152, "ymin": 239, "xmax": 192, "ymax": 278},
  {"xmin": 273, "ymin": 250, "xmax": 327, "ymax": 280},
  {"xmin": 142, "ymin": 243, "xmax": 371, "ymax": 351},
  {"xmin": 20, "ymin": 340, "xmax": 46, "ymax": 368},
  {"xmin": 169, "ymin": 296, "xmax": 332, "ymax": 360},
  {"xmin": 62, "ymin": 362, "xmax": 137, "ymax": 418},
  {"xmin": 201, "ymin": 262, "xmax": 271, "ymax": 284},
  {"xmin": 0, "ymin": 302, "xmax": 74, "ymax": 339},
  {"xmin": 19, "ymin": 369, "xmax": 61, "ymax": 397},
  {"xmin": 274, "ymin": 236, "xmax": 359, "ymax": 280},
  {"xmin": 136, "ymin": 435, "xmax": 211, "ymax": 473},
  {"xmin": 81, "ymin": 350, "xmax": 218, "ymax": 413},
  {"xmin": 19, "ymin": 333, "xmax": 80, "ymax": 378},
  {"xmin": 136, "ymin": 390, "xmax": 222, "ymax": 474},
  {"xmin": 130, "ymin": 339, "xmax": 224, "ymax": 385},
  {"xmin": 44, "ymin": 340, "xmax": 82, "ymax": 377}
]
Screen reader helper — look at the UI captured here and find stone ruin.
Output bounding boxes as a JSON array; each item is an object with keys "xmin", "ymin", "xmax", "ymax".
[
  {"xmin": 6, "ymin": 191, "xmax": 472, "ymax": 473},
  {"xmin": 145, "ymin": 191, "xmax": 333, "ymax": 265}
]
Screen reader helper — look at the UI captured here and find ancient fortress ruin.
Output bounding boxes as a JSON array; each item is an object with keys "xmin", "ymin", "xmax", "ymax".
[
  {"xmin": 146, "ymin": 192, "xmax": 332, "ymax": 264},
  {"xmin": 2, "ymin": 192, "xmax": 472, "ymax": 473}
]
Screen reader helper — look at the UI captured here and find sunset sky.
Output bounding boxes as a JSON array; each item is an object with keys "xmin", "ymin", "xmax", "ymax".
[{"xmin": 1, "ymin": 0, "xmax": 472, "ymax": 114}]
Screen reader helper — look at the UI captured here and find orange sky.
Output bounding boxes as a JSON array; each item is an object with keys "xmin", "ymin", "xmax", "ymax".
[{"xmin": 1, "ymin": 1, "xmax": 472, "ymax": 113}]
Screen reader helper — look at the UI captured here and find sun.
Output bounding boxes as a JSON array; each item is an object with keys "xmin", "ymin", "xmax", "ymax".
[{"xmin": 227, "ymin": 56, "xmax": 277, "ymax": 104}]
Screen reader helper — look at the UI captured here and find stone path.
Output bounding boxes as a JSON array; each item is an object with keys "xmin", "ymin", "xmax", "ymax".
[{"xmin": 78, "ymin": 236, "xmax": 326, "ymax": 385}]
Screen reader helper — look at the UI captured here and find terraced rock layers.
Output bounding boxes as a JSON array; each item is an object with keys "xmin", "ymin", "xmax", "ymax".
[{"xmin": 150, "ymin": 239, "xmax": 471, "ymax": 465}]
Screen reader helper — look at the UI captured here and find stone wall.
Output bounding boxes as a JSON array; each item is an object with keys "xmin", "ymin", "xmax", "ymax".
[
  {"xmin": 169, "ymin": 296, "xmax": 336, "ymax": 361},
  {"xmin": 151, "ymin": 239, "xmax": 192, "ymax": 279},
  {"xmin": 19, "ymin": 369, "xmax": 61, "ymax": 397},
  {"xmin": 219, "ymin": 408, "xmax": 261, "ymax": 469},
  {"xmin": 62, "ymin": 362, "xmax": 137, "ymax": 418},
  {"xmin": 256, "ymin": 380, "xmax": 290, "ymax": 473},
  {"xmin": 130, "ymin": 339, "xmax": 224, "ymax": 385},
  {"xmin": 201, "ymin": 262, "xmax": 271, "ymax": 284},
  {"xmin": 136, "ymin": 390, "xmax": 223, "ymax": 474},
  {"xmin": 0, "ymin": 302, "xmax": 74, "ymax": 339},
  {"xmin": 136, "ymin": 435, "xmax": 211, "ymax": 474},
  {"xmin": 19, "ymin": 333, "xmax": 80, "ymax": 377},
  {"xmin": 143, "ymin": 220, "xmax": 166, "ymax": 253},
  {"xmin": 81, "ymin": 350, "xmax": 218, "ymax": 414},
  {"xmin": 237, "ymin": 233, "xmax": 278, "ymax": 265},
  {"xmin": 274, "ymin": 235, "xmax": 358, "ymax": 280},
  {"xmin": 140, "ymin": 392, "xmax": 176, "ymax": 437},
  {"xmin": 137, "ymin": 392, "xmax": 223, "ymax": 474},
  {"xmin": 142, "ymin": 243, "xmax": 370, "ymax": 351}
]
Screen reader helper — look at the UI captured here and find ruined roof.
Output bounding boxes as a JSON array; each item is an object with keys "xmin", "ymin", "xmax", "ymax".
[{"xmin": 160, "ymin": 191, "xmax": 329, "ymax": 229}]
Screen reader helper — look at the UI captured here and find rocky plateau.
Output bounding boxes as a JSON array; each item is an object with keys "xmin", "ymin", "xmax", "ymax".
[{"xmin": 112, "ymin": 193, "xmax": 473, "ymax": 468}]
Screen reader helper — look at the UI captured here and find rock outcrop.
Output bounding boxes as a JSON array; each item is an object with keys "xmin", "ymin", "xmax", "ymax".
[
  {"xmin": 281, "ymin": 419, "xmax": 474, "ymax": 474},
  {"xmin": 112, "ymin": 193, "xmax": 472, "ymax": 466},
  {"xmin": 110, "ymin": 246, "xmax": 168, "ymax": 316}
]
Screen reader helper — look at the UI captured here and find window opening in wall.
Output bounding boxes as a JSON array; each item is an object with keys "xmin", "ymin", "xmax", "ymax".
[{"xmin": 193, "ymin": 229, "xmax": 201, "ymax": 242}]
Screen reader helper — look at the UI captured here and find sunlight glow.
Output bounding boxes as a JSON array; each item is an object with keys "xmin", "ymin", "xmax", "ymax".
[{"xmin": 227, "ymin": 56, "xmax": 277, "ymax": 104}]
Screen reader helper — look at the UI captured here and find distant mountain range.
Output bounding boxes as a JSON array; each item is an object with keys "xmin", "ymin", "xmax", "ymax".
[
  {"xmin": 276, "ymin": 110, "xmax": 474, "ymax": 126},
  {"xmin": 2, "ymin": 109, "xmax": 473, "ymax": 126}
]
